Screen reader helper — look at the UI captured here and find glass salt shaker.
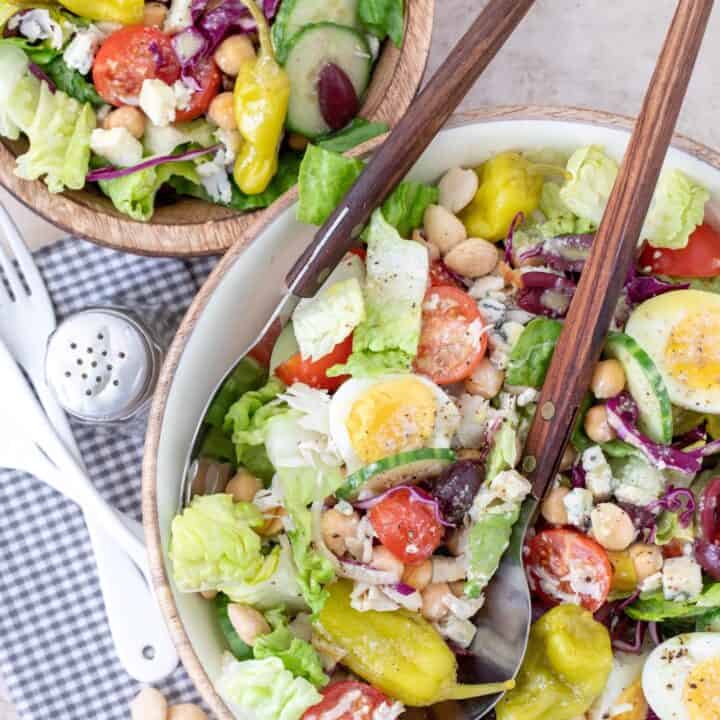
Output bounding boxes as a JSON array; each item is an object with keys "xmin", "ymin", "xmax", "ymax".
[{"xmin": 44, "ymin": 302, "xmax": 179, "ymax": 435}]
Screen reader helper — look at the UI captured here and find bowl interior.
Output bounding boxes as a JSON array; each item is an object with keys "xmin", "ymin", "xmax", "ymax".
[{"xmin": 147, "ymin": 113, "xmax": 720, "ymax": 718}]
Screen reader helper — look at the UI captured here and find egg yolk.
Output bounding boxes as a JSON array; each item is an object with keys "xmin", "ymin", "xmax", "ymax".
[
  {"xmin": 346, "ymin": 378, "xmax": 437, "ymax": 464},
  {"xmin": 665, "ymin": 312, "xmax": 720, "ymax": 391},
  {"xmin": 610, "ymin": 680, "xmax": 647, "ymax": 720},
  {"xmin": 683, "ymin": 657, "xmax": 720, "ymax": 720}
]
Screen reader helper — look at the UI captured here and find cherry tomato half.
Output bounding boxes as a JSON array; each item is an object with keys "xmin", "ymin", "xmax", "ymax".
[
  {"xmin": 303, "ymin": 682, "xmax": 391, "ymax": 720},
  {"xmin": 93, "ymin": 26, "xmax": 181, "ymax": 106},
  {"xmin": 174, "ymin": 57, "xmax": 222, "ymax": 122},
  {"xmin": 526, "ymin": 528, "xmax": 612, "ymax": 612},
  {"xmin": 639, "ymin": 223, "xmax": 720, "ymax": 278},
  {"xmin": 414, "ymin": 285, "xmax": 487, "ymax": 385},
  {"xmin": 275, "ymin": 333, "xmax": 352, "ymax": 391},
  {"xmin": 368, "ymin": 488, "xmax": 444, "ymax": 565},
  {"xmin": 429, "ymin": 260, "xmax": 463, "ymax": 288}
]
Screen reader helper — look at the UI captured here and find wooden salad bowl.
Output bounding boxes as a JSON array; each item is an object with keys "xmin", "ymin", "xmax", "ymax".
[
  {"xmin": 0, "ymin": 0, "xmax": 434, "ymax": 257},
  {"xmin": 141, "ymin": 106, "xmax": 720, "ymax": 719}
]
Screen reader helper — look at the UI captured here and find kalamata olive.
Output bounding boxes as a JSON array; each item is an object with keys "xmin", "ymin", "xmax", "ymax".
[
  {"xmin": 428, "ymin": 460, "xmax": 484, "ymax": 525},
  {"xmin": 695, "ymin": 540, "xmax": 720, "ymax": 580},
  {"xmin": 317, "ymin": 63, "xmax": 359, "ymax": 131}
]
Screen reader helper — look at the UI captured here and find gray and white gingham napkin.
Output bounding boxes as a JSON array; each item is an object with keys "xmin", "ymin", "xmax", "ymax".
[{"xmin": 0, "ymin": 238, "xmax": 218, "ymax": 720}]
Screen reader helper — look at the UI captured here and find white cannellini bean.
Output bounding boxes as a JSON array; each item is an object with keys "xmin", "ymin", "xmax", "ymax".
[
  {"xmin": 464, "ymin": 357, "xmax": 505, "ymax": 399},
  {"xmin": 423, "ymin": 204, "xmax": 467, "ymax": 255},
  {"xmin": 168, "ymin": 705, "xmax": 208, "ymax": 720},
  {"xmin": 438, "ymin": 167, "xmax": 479, "ymax": 213},
  {"xmin": 541, "ymin": 486, "xmax": 570, "ymax": 525},
  {"xmin": 444, "ymin": 238, "xmax": 500, "ymax": 278},
  {"xmin": 129, "ymin": 687, "xmax": 167, "ymax": 720},
  {"xmin": 590, "ymin": 503, "xmax": 636, "ymax": 551},
  {"xmin": 227, "ymin": 603, "xmax": 270, "ymax": 646}
]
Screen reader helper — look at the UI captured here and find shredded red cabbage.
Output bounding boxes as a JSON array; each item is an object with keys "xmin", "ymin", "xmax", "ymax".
[
  {"xmin": 695, "ymin": 540, "xmax": 720, "ymax": 580},
  {"xmin": 28, "ymin": 62, "xmax": 55, "ymax": 92},
  {"xmin": 504, "ymin": 211, "xmax": 524, "ymax": 265},
  {"xmin": 606, "ymin": 392, "xmax": 720, "ymax": 474},
  {"xmin": 516, "ymin": 287, "xmax": 572, "ymax": 318},
  {"xmin": 86, "ymin": 144, "xmax": 220, "ymax": 182},
  {"xmin": 194, "ymin": 0, "xmax": 278, "ymax": 55},
  {"xmin": 594, "ymin": 595, "xmax": 646, "ymax": 654},
  {"xmin": 648, "ymin": 621, "xmax": 661, "ymax": 646},
  {"xmin": 647, "ymin": 487, "xmax": 696, "ymax": 527},
  {"xmin": 518, "ymin": 234, "xmax": 593, "ymax": 273},
  {"xmin": 647, "ymin": 709, "xmax": 660, "ymax": 720},
  {"xmin": 393, "ymin": 583, "xmax": 416, "ymax": 596},
  {"xmin": 571, "ymin": 461, "xmax": 586, "ymax": 488},
  {"xmin": 673, "ymin": 424, "xmax": 707, "ymax": 448},
  {"xmin": 625, "ymin": 265, "xmax": 689, "ymax": 304},
  {"xmin": 354, "ymin": 485, "xmax": 453, "ymax": 527}
]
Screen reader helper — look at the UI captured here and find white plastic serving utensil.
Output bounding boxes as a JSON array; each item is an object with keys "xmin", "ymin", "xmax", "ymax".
[{"xmin": 0, "ymin": 206, "xmax": 177, "ymax": 682}]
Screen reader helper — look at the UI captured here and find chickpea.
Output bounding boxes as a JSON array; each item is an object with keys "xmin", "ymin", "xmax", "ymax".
[
  {"xmin": 541, "ymin": 486, "xmax": 570, "ymax": 525},
  {"xmin": 130, "ymin": 687, "xmax": 167, "ymax": 720},
  {"xmin": 168, "ymin": 705, "xmax": 208, "ymax": 720},
  {"xmin": 591, "ymin": 503, "xmax": 636, "ymax": 551},
  {"xmin": 558, "ymin": 444, "xmax": 576, "ymax": 472},
  {"xmin": 143, "ymin": 2, "xmax": 167, "ymax": 26},
  {"xmin": 225, "ymin": 469, "xmax": 262, "ymax": 503},
  {"xmin": 207, "ymin": 92, "xmax": 237, "ymax": 130},
  {"xmin": 421, "ymin": 582, "xmax": 450, "ymax": 621},
  {"xmin": 629, "ymin": 542, "xmax": 664, "ymax": 582},
  {"xmin": 371, "ymin": 545, "xmax": 404, "ymax": 582},
  {"xmin": 401, "ymin": 559, "xmax": 432, "ymax": 591},
  {"xmin": 591, "ymin": 359, "xmax": 626, "ymax": 399},
  {"xmin": 102, "ymin": 106, "xmax": 146, "ymax": 140},
  {"xmin": 214, "ymin": 35, "xmax": 256, "ymax": 76},
  {"xmin": 449, "ymin": 580, "xmax": 466, "ymax": 597},
  {"xmin": 227, "ymin": 603, "xmax": 270, "ymax": 646},
  {"xmin": 287, "ymin": 132, "xmax": 309, "ymax": 151},
  {"xmin": 438, "ymin": 167, "xmax": 478, "ymax": 213},
  {"xmin": 445, "ymin": 527, "xmax": 469, "ymax": 556},
  {"xmin": 464, "ymin": 357, "xmax": 505, "ymax": 399},
  {"xmin": 321, "ymin": 508, "xmax": 360, "ymax": 557},
  {"xmin": 257, "ymin": 508, "xmax": 284, "ymax": 536},
  {"xmin": 584, "ymin": 404, "xmax": 617, "ymax": 444},
  {"xmin": 444, "ymin": 238, "xmax": 500, "ymax": 278},
  {"xmin": 423, "ymin": 204, "xmax": 467, "ymax": 255},
  {"xmin": 200, "ymin": 589, "xmax": 217, "ymax": 601}
]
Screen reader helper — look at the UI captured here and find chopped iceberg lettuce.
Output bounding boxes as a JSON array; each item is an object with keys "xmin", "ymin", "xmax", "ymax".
[
  {"xmin": 218, "ymin": 655, "xmax": 322, "ymax": 720},
  {"xmin": 169, "ymin": 494, "xmax": 279, "ymax": 595},
  {"xmin": 559, "ymin": 145, "xmax": 618, "ymax": 226},
  {"xmin": 143, "ymin": 119, "xmax": 216, "ymax": 156},
  {"xmin": 292, "ymin": 252, "xmax": 366, "ymax": 361},
  {"xmin": 538, "ymin": 181, "xmax": 596, "ymax": 237},
  {"xmin": 0, "ymin": 41, "xmax": 31, "ymax": 139},
  {"xmin": 330, "ymin": 210, "xmax": 428, "ymax": 377},
  {"xmin": 641, "ymin": 169, "xmax": 709, "ymax": 249}
]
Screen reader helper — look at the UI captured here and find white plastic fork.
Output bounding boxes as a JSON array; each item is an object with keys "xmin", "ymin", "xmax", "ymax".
[{"xmin": 0, "ymin": 206, "xmax": 177, "ymax": 682}]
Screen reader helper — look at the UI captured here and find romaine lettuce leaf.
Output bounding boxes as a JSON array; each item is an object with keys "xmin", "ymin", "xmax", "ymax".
[
  {"xmin": 169, "ymin": 494, "xmax": 280, "ymax": 594},
  {"xmin": 380, "ymin": 180, "xmax": 439, "ymax": 238},
  {"xmin": 537, "ymin": 181, "xmax": 596, "ymax": 237},
  {"xmin": 253, "ymin": 608, "xmax": 328, "ymax": 687},
  {"xmin": 41, "ymin": 56, "xmax": 104, "ymax": 106},
  {"xmin": 218, "ymin": 655, "xmax": 322, "ymax": 720},
  {"xmin": 297, "ymin": 144, "xmax": 364, "ymax": 226},
  {"xmin": 506, "ymin": 317, "xmax": 563, "ymax": 388},
  {"xmin": 330, "ymin": 209, "xmax": 428, "ymax": 377},
  {"xmin": 642, "ymin": 169, "xmax": 709, "ymax": 249},
  {"xmin": 99, "ymin": 160, "xmax": 200, "ymax": 222},
  {"xmin": 626, "ymin": 582, "xmax": 720, "ymax": 621},
  {"xmin": 205, "ymin": 358, "xmax": 267, "ymax": 430},
  {"xmin": 316, "ymin": 118, "xmax": 388, "ymax": 154},
  {"xmin": 358, "ymin": 0, "xmax": 404, "ymax": 46},
  {"xmin": 559, "ymin": 145, "xmax": 619, "ymax": 226},
  {"xmin": 485, "ymin": 421, "xmax": 519, "ymax": 483}
]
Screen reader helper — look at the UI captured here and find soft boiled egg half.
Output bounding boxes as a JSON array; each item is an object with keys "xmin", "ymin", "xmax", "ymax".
[
  {"xmin": 328, "ymin": 374, "xmax": 460, "ymax": 473},
  {"xmin": 626, "ymin": 289, "xmax": 720, "ymax": 414},
  {"xmin": 642, "ymin": 632, "xmax": 720, "ymax": 720}
]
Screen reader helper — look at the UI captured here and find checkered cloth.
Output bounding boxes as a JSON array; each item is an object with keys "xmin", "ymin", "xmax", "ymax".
[{"xmin": 0, "ymin": 238, "xmax": 218, "ymax": 720}]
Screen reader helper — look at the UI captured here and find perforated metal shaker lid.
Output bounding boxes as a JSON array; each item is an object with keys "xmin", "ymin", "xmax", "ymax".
[{"xmin": 45, "ymin": 308, "xmax": 159, "ymax": 423}]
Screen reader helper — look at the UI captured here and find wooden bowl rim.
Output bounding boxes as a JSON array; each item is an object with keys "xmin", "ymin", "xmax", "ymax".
[
  {"xmin": 141, "ymin": 105, "xmax": 720, "ymax": 719},
  {"xmin": 0, "ymin": 0, "xmax": 434, "ymax": 258}
]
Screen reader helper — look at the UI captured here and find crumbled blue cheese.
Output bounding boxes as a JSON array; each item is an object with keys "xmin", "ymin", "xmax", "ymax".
[
  {"xmin": 139, "ymin": 79, "xmax": 176, "ymax": 127},
  {"xmin": 214, "ymin": 128, "xmax": 242, "ymax": 166},
  {"xmin": 62, "ymin": 26, "xmax": 105, "ymax": 75},
  {"xmin": 662, "ymin": 556, "xmax": 703, "ymax": 601},
  {"xmin": 433, "ymin": 614, "xmax": 478, "ymax": 649},
  {"xmin": 492, "ymin": 469, "xmax": 532, "ymax": 505},
  {"xmin": 470, "ymin": 275, "xmax": 505, "ymax": 299},
  {"xmin": 639, "ymin": 571, "xmax": 663, "ymax": 593},
  {"xmin": 582, "ymin": 446, "xmax": 613, "ymax": 500},
  {"xmin": 454, "ymin": 393, "xmax": 491, "ymax": 449},
  {"xmin": 90, "ymin": 128, "xmax": 143, "ymax": 168},
  {"xmin": 516, "ymin": 387, "xmax": 539, "ymax": 407},
  {"xmin": 489, "ymin": 320, "xmax": 524, "ymax": 370},
  {"xmin": 563, "ymin": 488, "xmax": 594, "ymax": 528},
  {"xmin": 197, "ymin": 160, "xmax": 232, "ymax": 204},
  {"xmin": 612, "ymin": 457, "xmax": 665, "ymax": 507},
  {"xmin": 172, "ymin": 79, "xmax": 193, "ymax": 111},
  {"xmin": 9, "ymin": 9, "xmax": 64, "ymax": 49}
]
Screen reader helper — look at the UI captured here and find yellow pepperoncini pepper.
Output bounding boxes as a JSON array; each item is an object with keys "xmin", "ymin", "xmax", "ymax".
[
  {"xmin": 57, "ymin": 0, "xmax": 143, "ymax": 24},
  {"xmin": 495, "ymin": 604, "xmax": 612, "ymax": 720},
  {"xmin": 316, "ymin": 580, "xmax": 514, "ymax": 706},
  {"xmin": 608, "ymin": 550, "xmax": 638, "ymax": 596},
  {"xmin": 232, "ymin": 0, "xmax": 290, "ymax": 195},
  {"xmin": 459, "ymin": 152, "xmax": 564, "ymax": 241}
]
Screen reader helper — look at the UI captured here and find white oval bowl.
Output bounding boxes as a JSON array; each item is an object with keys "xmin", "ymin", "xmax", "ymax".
[{"xmin": 142, "ymin": 107, "xmax": 720, "ymax": 719}]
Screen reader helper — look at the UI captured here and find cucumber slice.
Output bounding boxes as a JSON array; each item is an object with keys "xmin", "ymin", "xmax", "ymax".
[
  {"xmin": 273, "ymin": 0, "xmax": 360, "ymax": 63},
  {"xmin": 284, "ymin": 23, "xmax": 372, "ymax": 139},
  {"xmin": 604, "ymin": 332, "xmax": 673, "ymax": 443},
  {"xmin": 337, "ymin": 448, "xmax": 457, "ymax": 501},
  {"xmin": 270, "ymin": 322, "xmax": 299, "ymax": 373}
]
